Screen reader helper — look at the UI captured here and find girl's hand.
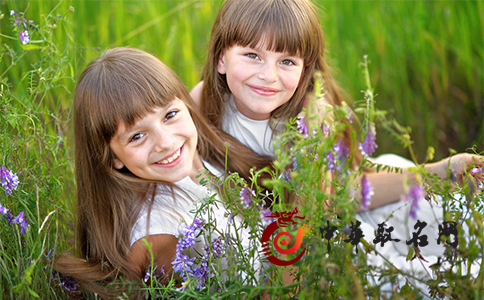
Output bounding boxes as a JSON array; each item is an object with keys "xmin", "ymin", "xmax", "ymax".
[{"xmin": 428, "ymin": 153, "xmax": 483, "ymax": 181}]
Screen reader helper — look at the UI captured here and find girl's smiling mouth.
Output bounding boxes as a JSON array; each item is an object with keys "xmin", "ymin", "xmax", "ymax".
[
  {"xmin": 248, "ymin": 85, "xmax": 279, "ymax": 96},
  {"xmin": 154, "ymin": 145, "xmax": 183, "ymax": 166}
]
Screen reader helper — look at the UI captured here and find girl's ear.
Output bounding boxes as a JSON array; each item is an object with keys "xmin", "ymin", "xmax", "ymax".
[
  {"xmin": 113, "ymin": 157, "xmax": 125, "ymax": 170},
  {"xmin": 217, "ymin": 50, "xmax": 227, "ymax": 75}
]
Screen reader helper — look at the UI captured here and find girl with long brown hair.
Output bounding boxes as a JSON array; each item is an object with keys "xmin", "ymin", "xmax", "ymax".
[
  {"xmin": 189, "ymin": 1, "xmax": 483, "ymax": 293},
  {"xmin": 54, "ymin": 47, "xmax": 271, "ymax": 298},
  {"xmin": 190, "ymin": 0, "xmax": 482, "ymax": 211}
]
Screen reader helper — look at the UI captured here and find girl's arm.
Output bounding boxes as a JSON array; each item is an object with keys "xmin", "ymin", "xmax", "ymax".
[
  {"xmin": 129, "ymin": 234, "xmax": 178, "ymax": 280},
  {"xmin": 356, "ymin": 153, "xmax": 483, "ymax": 210}
]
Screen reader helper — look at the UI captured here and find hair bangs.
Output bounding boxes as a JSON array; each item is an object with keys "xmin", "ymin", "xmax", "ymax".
[{"xmin": 221, "ymin": 0, "xmax": 322, "ymax": 64}]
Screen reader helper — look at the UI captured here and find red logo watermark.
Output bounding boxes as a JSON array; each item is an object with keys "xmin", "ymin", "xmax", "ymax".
[{"xmin": 261, "ymin": 207, "xmax": 314, "ymax": 266}]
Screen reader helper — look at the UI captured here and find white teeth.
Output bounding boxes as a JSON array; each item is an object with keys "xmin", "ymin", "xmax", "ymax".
[{"xmin": 157, "ymin": 148, "xmax": 181, "ymax": 165}]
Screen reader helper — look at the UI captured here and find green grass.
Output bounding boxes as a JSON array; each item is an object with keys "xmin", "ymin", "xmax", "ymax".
[
  {"xmin": 0, "ymin": 1, "xmax": 483, "ymax": 299},
  {"xmin": 2, "ymin": 0, "xmax": 482, "ymax": 159},
  {"xmin": 320, "ymin": 0, "xmax": 483, "ymax": 161}
]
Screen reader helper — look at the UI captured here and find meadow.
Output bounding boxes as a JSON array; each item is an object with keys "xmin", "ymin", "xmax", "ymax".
[{"xmin": 0, "ymin": 0, "xmax": 483, "ymax": 299}]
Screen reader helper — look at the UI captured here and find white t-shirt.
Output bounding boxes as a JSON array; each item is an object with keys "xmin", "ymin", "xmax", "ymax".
[
  {"xmin": 130, "ymin": 160, "xmax": 265, "ymax": 284},
  {"xmin": 221, "ymin": 95, "xmax": 284, "ymax": 158}
]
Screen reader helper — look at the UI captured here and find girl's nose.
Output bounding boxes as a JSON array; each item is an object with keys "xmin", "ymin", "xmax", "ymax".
[
  {"xmin": 258, "ymin": 62, "xmax": 278, "ymax": 83},
  {"xmin": 152, "ymin": 128, "xmax": 174, "ymax": 153}
]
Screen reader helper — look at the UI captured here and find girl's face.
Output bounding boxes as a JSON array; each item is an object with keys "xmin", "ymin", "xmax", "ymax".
[
  {"xmin": 217, "ymin": 40, "xmax": 304, "ymax": 120},
  {"xmin": 109, "ymin": 99, "xmax": 203, "ymax": 183}
]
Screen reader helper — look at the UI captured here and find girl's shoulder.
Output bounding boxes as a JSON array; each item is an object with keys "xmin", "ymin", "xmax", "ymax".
[{"xmin": 189, "ymin": 81, "xmax": 204, "ymax": 108}]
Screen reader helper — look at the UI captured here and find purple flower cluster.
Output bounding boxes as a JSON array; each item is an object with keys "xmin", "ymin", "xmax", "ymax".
[
  {"xmin": 10, "ymin": 11, "xmax": 36, "ymax": 45},
  {"xmin": 403, "ymin": 185, "xmax": 424, "ymax": 220},
  {"xmin": 240, "ymin": 186, "xmax": 256, "ymax": 209},
  {"xmin": 51, "ymin": 270, "xmax": 79, "ymax": 293},
  {"xmin": 470, "ymin": 167, "xmax": 484, "ymax": 190},
  {"xmin": 292, "ymin": 156, "xmax": 298, "ymax": 171},
  {"xmin": 326, "ymin": 140, "xmax": 350, "ymax": 173},
  {"xmin": 359, "ymin": 126, "xmax": 378, "ymax": 156},
  {"xmin": 13, "ymin": 211, "xmax": 29, "ymax": 234},
  {"xmin": 144, "ymin": 264, "xmax": 165, "ymax": 283},
  {"xmin": 1, "ymin": 166, "xmax": 19, "ymax": 195},
  {"xmin": 194, "ymin": 236, "xmax": 224, "ymax": 289},
  {"xmin": 172, "ymin": 218, "xmax": 226, "ymax": 289},
  {"xmin": 360, "ymin": 175, "xmax": 374, "ymax": 210},
  {"xmin": 260, "ymin": 208, "xmax": 272, "ymax": 228},
  {"xmin": 0, "ymin": 203, "xmax": 28, "ymax": 234},
  {"xmin": 321, "ymin": 124, "xmax": 330, "ymax": 136},
  {"xmin": 296, "ymin": 113, "xmax": 308, "ymax": 138},
  {"xmin": 172, "ymin": 220, "xmax": 203, "ymax": 280}
]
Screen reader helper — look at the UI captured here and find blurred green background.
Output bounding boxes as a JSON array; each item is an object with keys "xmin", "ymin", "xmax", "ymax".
[{"xmin": 1, "ymin": 0, "xmax": 483, "ymax": 161}]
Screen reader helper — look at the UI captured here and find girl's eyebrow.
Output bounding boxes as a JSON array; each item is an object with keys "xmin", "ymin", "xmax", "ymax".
[
  {"xmin": 116, "ymin": 100, "xmax": 180, "ymax": 142},
  {"xmin": 242, "ymin": 45, "xmax": 301, "ymax": 58},
  {"xmin": 116, "ymin": 121, "xmax": 149, "ymax": 143}
]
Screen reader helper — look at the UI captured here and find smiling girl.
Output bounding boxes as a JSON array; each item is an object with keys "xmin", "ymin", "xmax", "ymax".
[
  {"xmin": 190, "ymin": 0, "xmax": 483, "ymax": 293},
  {"xmin": 53, "ymin": 47, "xmax": 270, "ymax": 298},
  {"xmin": 191, "ymin": 0, "xmax": 482, "ymax": 210}
]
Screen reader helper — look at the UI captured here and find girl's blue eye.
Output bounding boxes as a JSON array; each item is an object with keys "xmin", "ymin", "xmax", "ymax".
[
  {"xmin": 246, "ymin": 53, "xmax": 259, "ymax": 59},
  {"xmin": 281, "ymin": 59, "xmax": 295, "ymax": 66},
  {"xmin": 165, "ymin": 110, "xmax": 177, "ymax": 121},
  {"xmin": 129, "ymin": 133, "xmax": 144, "ymax": 143}
]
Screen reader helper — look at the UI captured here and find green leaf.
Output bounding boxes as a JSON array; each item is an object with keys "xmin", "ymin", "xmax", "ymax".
[
  {"xmin": 28, "ymin": 287, "xmax": 40, "ymax": 298},
  {"xmin": 20, "ymin": 44, "xmax": 41, "ymax": 51},
  {"xmin": 8, "ymin": 118, "xmax": 17, "ymax": 128},
  {"xmin": 425, "ymin": 146, "xmax": 435, "ymax": 162},
  {"xmin": 406, "ymin": 247, "xmax": 414, "ymax": 261}
]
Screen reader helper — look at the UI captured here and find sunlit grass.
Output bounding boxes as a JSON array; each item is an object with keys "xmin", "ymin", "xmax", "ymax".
[{"xmin": 0, "ymin": 1, "xmax": 482, "ymax": 298}]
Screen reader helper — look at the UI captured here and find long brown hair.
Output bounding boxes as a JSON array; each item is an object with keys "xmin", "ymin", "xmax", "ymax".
[
  {"xmin": 200, "ymin": 0, "xmax": 359, "ymax": 164},
  {"xmin": 54, "ymin": 47, "xmax": 271, "ymax": 298}
]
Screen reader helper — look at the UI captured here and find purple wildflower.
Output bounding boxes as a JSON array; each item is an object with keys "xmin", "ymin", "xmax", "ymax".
[
  {"xmin": 296, "ymin": 113, "xmax": 308, "ymax": 138},
  {"xmin": 0, "ymin": 203, "xmax": 14, "ymax": 223},
  {"xmin": 144, "ymin": 264, "xmax": 165, "ymax": 283},
  {"xmin": 0, "ymin": 166, "xmax": 19, "ymax": 195},
  {"xmin": 172, "ymin": 251, "xmax": 195, "ymax": 279},
  {"xmin": 470, "ymin": 167, "xmax": 484, "ymax": 190},
  {"xmin": 325, "ymin": 140, "xmax": 349, "ymax": 173},
  {"xmin": 52, "ymin": 270, "xmax": 79, "ymax": 293},
  {"xmin": 0, "ymin": 204, "xmax": 9, "ymax": 215},
  {"xmin": 360, "ymin": 175, "xmax": 373, "ymax": 210},
  {"xmin": 179, "ymin": 218, "xmax": 204, "ymax": 251},
  {"xmin": 260, "ymin": 208, "xmax": 272, "ymax": 228},
  {"xmin": 193, "ymin": 236, "xmax": 225, "ymax": 289},
  {"xmin": 470, "ymin": 167, "xmax": 483, "ymax": 176},
  {"xmin": 10, "ymin": 11, "xmax": 35, "ymax": 45},
  {"xmin": 12, "ymin": 211, "xmax": 29, "ymax": 234},
  {"xmin": 46, "ymin": 249, "xmax": 54, "ymax": 260},
  {"xmin": 334, "ymin": 140, "xmax": 349, "ymax": 161},
  {"xmin": 403, "ymin": 185, "xmax": 424, "ymax": 220},
  {"xmin": 326, "ymin": 151, "xmax": 336, "ymax": 173},
  {"xmin": 359, "ymin": 126, "xmax": 378, "ymax": 156},
  {"xmin": 240, "ymin": 186, "xmax": 256, "ymax": 208},
  {"xmin": 194, "ymin": 263, "xmax": 208, "ymax": 289},
  {"xmin": 19, "ymin": 29, "xmax": 29, "ymax": 44},
  {"xmin": 321, "ymin": 124, "xmax": 330, "ymax": 136},
  {"xmin": 172, "ymin": 219, "xmax": 205, "ymax": 280},
  {"xmin": 307, "ymin": 147, "xmax": 319, "ymax": 163},
  {"xmin": 345, "ymin": 106, "xmax": 354, "ymax": 124},
  {"xmin": 210, "ymin": 236, "xmax": 224, "ymax": 259}
]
